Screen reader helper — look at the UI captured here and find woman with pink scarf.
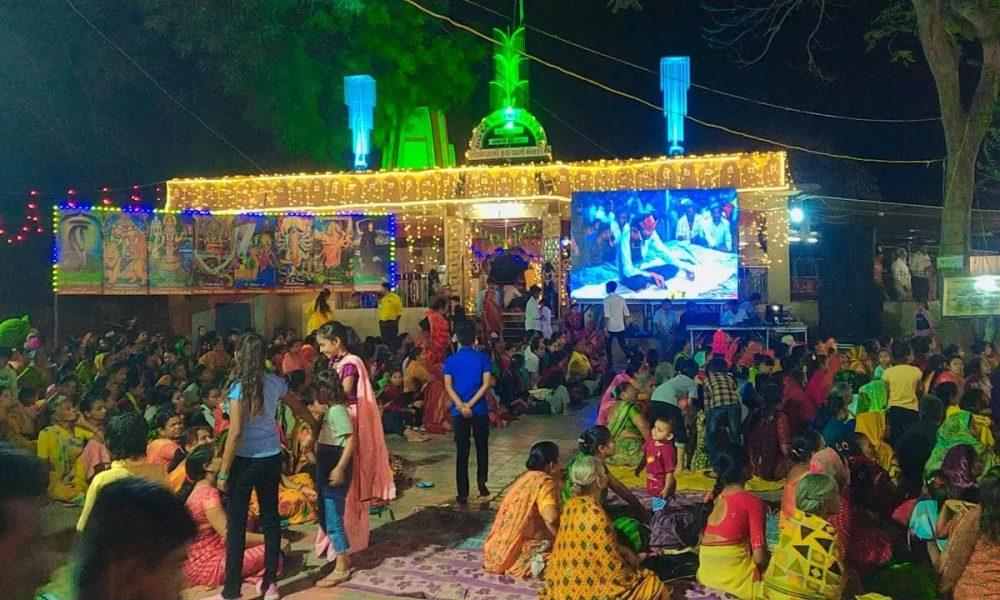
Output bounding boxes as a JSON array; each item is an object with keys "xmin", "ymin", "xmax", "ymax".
[{"xmin": 314, "ymin": 322, "xmax": 395, "ymax": 583}]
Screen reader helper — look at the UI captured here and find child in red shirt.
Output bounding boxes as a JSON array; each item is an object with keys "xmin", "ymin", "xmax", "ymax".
[{"xmin": 638, "ymin": 417, "xmax": 677, "ymax": 501}]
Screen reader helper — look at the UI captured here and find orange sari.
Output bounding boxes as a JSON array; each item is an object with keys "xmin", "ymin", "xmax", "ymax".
[{"xmin": 483, "ymin": 470, "xmax": 560, "ymax": 578}]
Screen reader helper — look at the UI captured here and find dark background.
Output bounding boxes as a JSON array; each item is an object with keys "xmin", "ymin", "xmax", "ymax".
[{"xmin": 0, "ymin": 0, "xmax": 961, "ymax": 331}]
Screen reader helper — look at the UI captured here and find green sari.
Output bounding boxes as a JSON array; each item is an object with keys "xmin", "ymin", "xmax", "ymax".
[
  {"xmin": 925, "ymin": 410, "xmax": 996, "ymax": 476},
  {"xmin": 606, "ymin": 401, "xmax": 644, "ymax": 466}
]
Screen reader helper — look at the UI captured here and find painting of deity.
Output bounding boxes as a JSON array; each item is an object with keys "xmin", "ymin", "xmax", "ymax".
[{"xmin": 102, "ymin": 212, "xmax": 149, "ymax": 293}]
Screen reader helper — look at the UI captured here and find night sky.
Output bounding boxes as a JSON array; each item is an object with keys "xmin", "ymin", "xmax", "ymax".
[
  {"xmin": 0, "ymin": 0, "xmax": 949, "ymax": 202},
  {"xmin": 0, "ymin": 0, "xmax": 977, "ymax": 313}
]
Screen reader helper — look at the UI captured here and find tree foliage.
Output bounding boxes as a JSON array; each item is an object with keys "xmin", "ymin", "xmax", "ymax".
[{"xmin": 143, "ymin": 0, "xmax": 485, "ymax": 163}]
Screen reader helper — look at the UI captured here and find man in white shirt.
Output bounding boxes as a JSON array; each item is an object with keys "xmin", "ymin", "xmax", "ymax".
[
  {"xmin": 909, "ymin": 245, "xmax": 932, "ymax": 301},
  {"xmin": 524, "ymin": 285, "xmax": 542, "ymax": 334},
  {"xmin": 720, "ymin": 300, "xmax": 749, "ymax": 326},
  {"xmin": 892, "ymin": 248, "xmax": 912, "ymax": 300},
  {"xmin": 603, "ymin": 281, "xmax": 631, "ymax": 366},
  {"xmin": 693, "ymin": 205, "xmax": 732, "ymax": 252}
]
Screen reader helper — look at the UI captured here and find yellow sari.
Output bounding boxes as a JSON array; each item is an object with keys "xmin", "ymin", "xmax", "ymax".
[
  {"xmin": 541, "ymin": 495, "xmax": 663, "ymax": 600},
  {"xmin": 482, "ymin": 470, "xmax": 559, "ymax": 578}
]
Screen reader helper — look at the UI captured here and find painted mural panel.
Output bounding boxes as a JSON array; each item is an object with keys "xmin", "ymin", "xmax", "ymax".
[
  {"xmin": 57, "ymin": 210, "xmax": 103, "ymax": 293},
  {"xmin": 148, "ymin": 213, "xmax": 195, "ymax": 291},
  {"xmin": 102, "ymin": 213, "xmax": 149, "ymax": 294}
]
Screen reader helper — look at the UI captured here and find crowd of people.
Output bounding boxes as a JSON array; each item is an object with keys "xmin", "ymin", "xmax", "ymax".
[{"xmin": 0, "ymin": 287, "xmax": 998, "ymax": 599}]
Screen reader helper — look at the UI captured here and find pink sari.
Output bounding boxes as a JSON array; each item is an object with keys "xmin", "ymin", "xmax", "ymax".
[
  {"xmin": 596, "ymin": 373, "xmax": 634, "ymax": 426},
  {"xmin": 316, "ymin": 353, "xmax": 396, "ymax": 560}
]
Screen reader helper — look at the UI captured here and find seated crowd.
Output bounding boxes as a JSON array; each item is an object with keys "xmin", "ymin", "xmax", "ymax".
[
  {"xmin": 481, "ymin": 324, "xmax": 999, "ymax": 599},
  {"xmin": 1, "ymin": 302, "xmax": 999, "ymax": 599}
]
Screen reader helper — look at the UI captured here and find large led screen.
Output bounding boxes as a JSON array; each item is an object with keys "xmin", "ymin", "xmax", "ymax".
[{"xmin": 569, "ymin": 188, "xmax": 739, "ymax": 301}]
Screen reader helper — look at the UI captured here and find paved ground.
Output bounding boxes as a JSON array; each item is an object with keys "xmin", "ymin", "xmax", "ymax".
[{"xmin": 43, "ymin": 405, "xmax": 594, "ymax": 600}]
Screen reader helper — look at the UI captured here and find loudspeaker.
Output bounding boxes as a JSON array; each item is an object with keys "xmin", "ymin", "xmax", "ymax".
[{"xmin": 818, "ymin": 224, "xmax": 882, "ymax": 343}]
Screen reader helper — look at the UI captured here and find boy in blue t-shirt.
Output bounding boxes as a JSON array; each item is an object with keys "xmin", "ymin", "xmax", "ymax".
[{"xmin": 443, "ymin": 320, "xmax": 493, "ymax": 505}]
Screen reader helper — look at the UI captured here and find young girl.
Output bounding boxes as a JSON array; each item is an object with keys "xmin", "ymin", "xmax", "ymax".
[
  {"xmin": 146, "ymin": 405, "xmax": 185, "ymax": 471},
  {"xmin": 313, "ymin": 369, "xmax": 357, "ymax": 587},
  {"xmin": 378, "ymin": 370, "xmax": 429, "ymax": 443},
  {"xmin": 36, "ymin": 395, "xmax": 91, "ymax": 502},
  {"xmin": 180, "ymin": 445, "xmax": 288, "ymax": 588}
]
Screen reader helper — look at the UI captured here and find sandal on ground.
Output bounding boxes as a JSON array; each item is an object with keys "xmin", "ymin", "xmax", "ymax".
[{"xmin": 315, "ymin": 568, "xmax": 353, "ymax": 588}]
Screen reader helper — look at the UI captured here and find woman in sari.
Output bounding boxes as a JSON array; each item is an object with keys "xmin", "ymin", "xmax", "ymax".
[
  {"xmin": 480, "ymin": 279, "xmax": 503, "ymax": 342},
  {"xmin": 854, "ymin": 411, "xmax": 900, "ymax": 482},
  {"xmin": 939, "ymin": 467, "xmax": 1000, "ymax": 599},
  {"xmin": 761, "ymin": 473, "xmax": 846, "ymax": 600},
  {"xmin": 483, "ymin": 442, "xmax": 562, "ymax": 579},
  {"xmin": 926, "ymin": 388, "xmax": 997, "ymax": 476},
  {"xmin": 606, "ymin": 383, "xmax": 652, "ymax": 466},
  {"xmin": 697, "ymin": 443, "xmax": 768, "ymax": 600},
  {"xmin": 417, "ymin": 298, "xmax": 453, "ymax": 434},
  {"xmin": 315, "ymin": 322, "xmax": 395, "ymax": 565},
  {"xmin": 834, "ymin": 435, "xmax": 897, "ymax": 571},
  {"xmin": 779, "ymin": 430, "xmax": 823, "ymax": 530},
  {"xmin": 563, "ymin": 426, "xmax": 651, "ymax": 550},
  {"xmin": 542, "ymin": 456, "xmax": 666, "ymax": 600},
  {"xmin": 807, "ymin": 448, "xmax": 852, "ymax": 555},
  {"xmin": 595, "ymin": 362, "xmax": 638, "ymax": 426}
]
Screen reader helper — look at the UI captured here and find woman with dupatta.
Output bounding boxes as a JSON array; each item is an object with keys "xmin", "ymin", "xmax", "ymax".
[
  {"xmin": 480, "ymin": 278, "xmax": 503, "ymax": 342},
  {"xmin": 314, "ymin": 322, "xmax": 396, "ymax": 576},
  {"xmin": 417, "ymin": 298, "xmax": 453, "ymax": 434},
  {"xmin": 926, "ymin": 388, "xmax": 997, "ymax": 475},
  {"xmin": 483, "ymin": 442, "xmax": 562, "ymax": 579}
]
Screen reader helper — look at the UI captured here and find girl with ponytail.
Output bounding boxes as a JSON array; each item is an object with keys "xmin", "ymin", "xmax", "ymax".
[
  {"xmin": 180, "ymin": 444, "xmax": 290, "ymax": 588},
  {"xmin": 697, "ymin": 443, "xmax": 767, "ymax": 599}
]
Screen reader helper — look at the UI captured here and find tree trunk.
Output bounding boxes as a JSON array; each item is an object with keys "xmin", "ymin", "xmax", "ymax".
[{"xmin": 912, "ymin": 0, "xmax": 1000, "ymax": 276}]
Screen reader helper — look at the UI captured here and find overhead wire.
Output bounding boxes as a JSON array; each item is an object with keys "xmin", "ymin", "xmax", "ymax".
[
  {"xmin": 406, "ymin": 0, "xmax": 943, "ymax": 165},
  {"xmin": 63, "ymin": 0, "xmax": 266, "ymax": 174},
  {"xmin": 457, "ymin": 0, "xmax": 940, "ymax": 124}
]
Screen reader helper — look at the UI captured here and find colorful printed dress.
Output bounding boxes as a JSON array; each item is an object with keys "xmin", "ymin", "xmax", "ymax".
[
  {"xmin": 36, "ymin": 424, "xmax": 91, "ymax": 502},
  {"xmin": 482, "ymin": 470, "xmax": 559, "ymax": 578},
  {"xmin": 184, "ymin": 484, "xmax": 271, "ymax": 587},
  {"xmin": 761, "ymin": 509, "xmax": 845, "ymax": 599},
  {"xmin": 541, "ymin": 495, "xmax": 663, "ymax": 600}
]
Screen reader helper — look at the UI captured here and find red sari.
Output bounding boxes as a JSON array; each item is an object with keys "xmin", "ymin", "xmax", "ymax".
[
  {"xmin": 482, "ymin": 289, "xmax": 503, "ymax": 341},
  {"xmin": 420, "ymin": 310, "xmax": 454, "ymax": 434}
]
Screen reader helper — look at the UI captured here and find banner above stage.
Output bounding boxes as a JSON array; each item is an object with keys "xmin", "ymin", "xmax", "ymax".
[{"xmin": 53, "ymin": 205, "xmax": 396, "ymax": 295}]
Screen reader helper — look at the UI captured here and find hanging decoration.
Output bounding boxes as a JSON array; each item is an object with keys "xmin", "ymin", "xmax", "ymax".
[{"xmin": 2, "ymin": 190, "xmax": 46, "ymax": 246}]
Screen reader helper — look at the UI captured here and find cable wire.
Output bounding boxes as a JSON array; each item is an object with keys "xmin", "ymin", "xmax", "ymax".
[
  {"xmin": 63, "ymin": 0, "xmax": 266, "ymax": 173},
  {"xmin": 458, "ymin": 0, "xmax": 940, "ymax": 124},
  {"xmin": 407, "ymin": 0, "xmax": 942, "ymax": 165}
]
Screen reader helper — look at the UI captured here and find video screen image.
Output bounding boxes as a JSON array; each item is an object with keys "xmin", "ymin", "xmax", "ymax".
[{"xmin": 569, "ymin": 188, "xmax": 739, "ymax": 301}]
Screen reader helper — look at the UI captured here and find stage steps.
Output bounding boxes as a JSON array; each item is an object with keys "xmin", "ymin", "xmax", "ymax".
[{"xmin": 501, "ymin": 311, "xmax": 525, "ymax": 344}]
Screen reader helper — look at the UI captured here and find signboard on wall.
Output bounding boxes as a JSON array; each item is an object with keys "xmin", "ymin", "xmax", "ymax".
[
  {"xmin": 942, "ymin": 276, "xmax": 1000, "ymax": 317},
  {"xmin": 54, "ymin": 207, "xmax": 396, "ymax": 295}
]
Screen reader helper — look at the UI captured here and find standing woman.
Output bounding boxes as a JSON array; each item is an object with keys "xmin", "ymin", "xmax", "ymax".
[
  {"xmin": 307, "ymin": 289, "xmax": 335, "ymax": 336},
  {"xmin": 218, "ymin": 332, "xmax": 305, "ymax": 600},
  {"xmin": 315, "ymin": 322, "xmax": 396, "ymax": 558}
]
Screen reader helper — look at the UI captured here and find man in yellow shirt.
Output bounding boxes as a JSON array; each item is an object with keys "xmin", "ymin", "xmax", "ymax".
[
  {"xmin": 77, "ymin": 413, "xmax": 167, "ymax": 531},
  {"xmin": 378, "ymin": 283, "xmax": 404, "ymax": 344}
]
